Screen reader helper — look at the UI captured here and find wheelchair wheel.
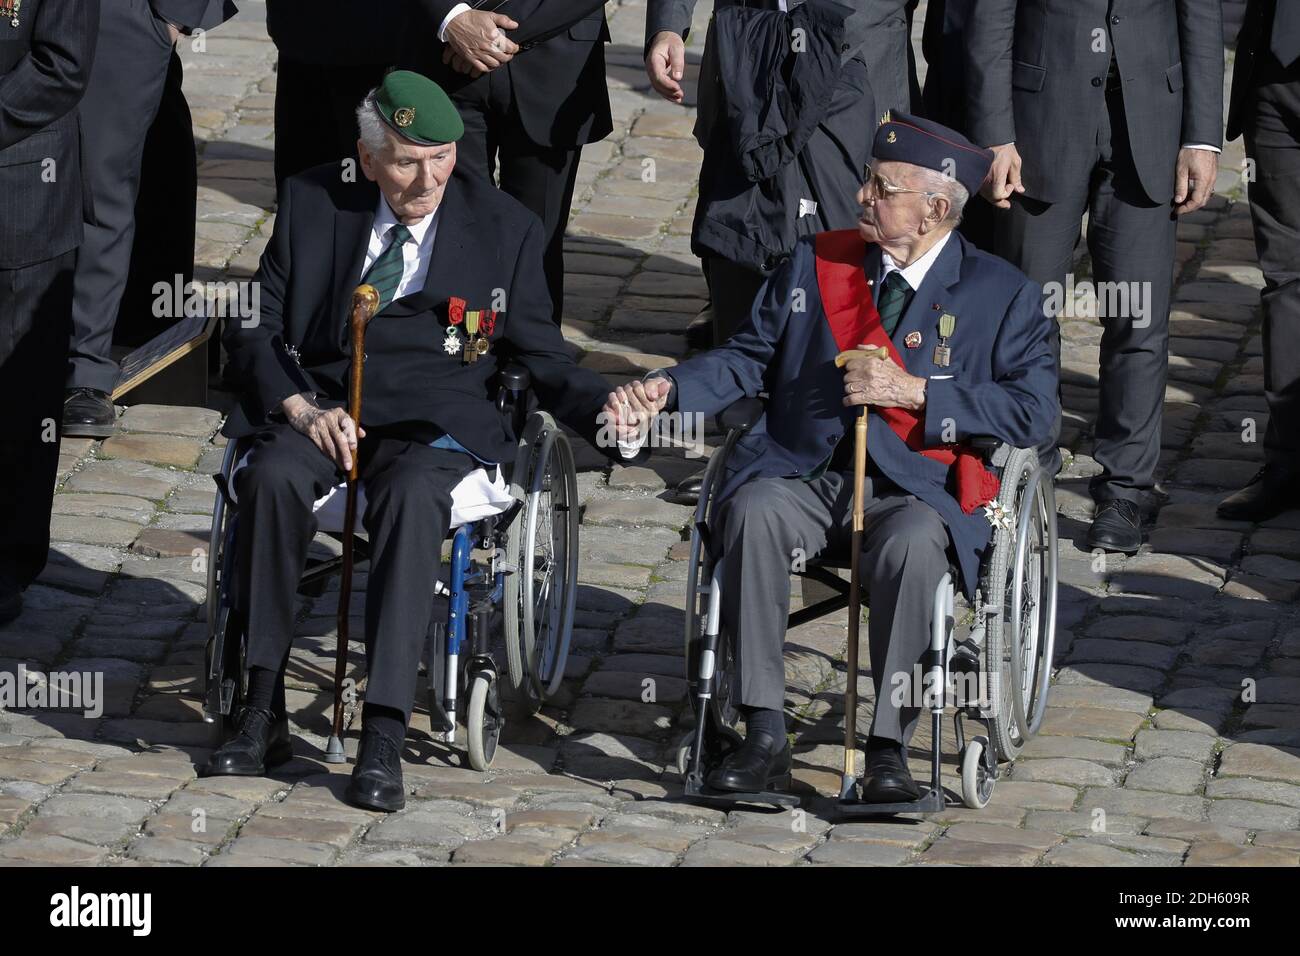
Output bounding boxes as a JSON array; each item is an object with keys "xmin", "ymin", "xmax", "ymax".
[
  {"xmin": 504, "ymin": 412, "xmax": 579, "ymax": 709},
  {"xmin": 673, "ymin": 724, "xmax": 743, "ymax": 778},
  {"xmin": 466, "ymin": 669, "xmax": 503, "ymax": 771},
  {"xmin": 960, "ymin": 735, "xmax": 995, "ymax": 809},
  {"xmin": 982, "ymin": 449, "xmax": 1058, "ymax": 761},
  {"xmin": 683, "ymin": 428, "xmax": 745, "ymax": 733},
  {"xmin": 204, "ymin": 441, "xmax": 246, "ymax": 733}
]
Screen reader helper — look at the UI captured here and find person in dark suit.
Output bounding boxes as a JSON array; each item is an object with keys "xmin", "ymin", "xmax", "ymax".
[
  {"xmin": 401, "ymin": 1, "xmax": 613, "ymax": 325},
  {"xmin": 1218, "ymin": 0, "xmax": 1300, "ymax": 521},
  {"xmin": 61, "ymin": 0, "xmax": 237, "ymax": 439},
  {"xmin": 966, "ymin": 0, "xmax": 1224, "ymax": 554},
  {"xmin": 0, "ymin": 0, "xmax": 99, "ymax": 625},
  {"xmin": 266, "ymin": 0, "xmax": 407, "ymax": 188},
  {"xmin": 606, "ymin": 115, "xmax": 1057, "ymax": 802},
  {"xmin": 207, "ymin": 73, "xmax": 636, "ymax": 811}
]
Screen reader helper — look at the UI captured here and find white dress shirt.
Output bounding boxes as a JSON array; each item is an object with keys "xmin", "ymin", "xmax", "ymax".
[
  {"xmin": 878, "ymin": 229, "xmax": 952, "ymax": 293},
  {"xmin": 361, "ymin": 198, "xmax": 439, "ymax": 299}
]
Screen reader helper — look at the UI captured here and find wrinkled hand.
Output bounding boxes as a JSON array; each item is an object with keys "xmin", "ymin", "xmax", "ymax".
[
  {"xmin": 842, "ymin": 348, "xmax": 927, "ymax": 410},
  {"xmin": 1173, "ymin": 147, "xmax": 1217, "ymax": 216},
  {"xmin": 602, "ymin": 378, "xmax": 671, "ymax": 444},
  {"xmin": 282, "ymin": 393, "xmax": 365, "ymax": 472},
  {"xmin": 442, "ymin": 10, "xmax": 520, "ymax": 76},
  {"xmin": 645, "ymin": 31, "xmax": 686, "ymax": 104},
  {"xmin": 980, "ymin": 143, "xmax": 1024, "ymax": 209}
]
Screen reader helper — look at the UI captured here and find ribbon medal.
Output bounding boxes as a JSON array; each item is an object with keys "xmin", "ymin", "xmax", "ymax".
[{"xmin": 933, "ymin": 312, "xmax": 956, "ymax": 368}]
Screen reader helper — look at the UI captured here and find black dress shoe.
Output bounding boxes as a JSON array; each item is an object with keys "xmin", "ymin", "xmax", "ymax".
[
  {"xmin": 685, "ymin": 309, "xmax": 714, "ymax": 350},
  {"xmin": 1218, "ymin": 465, "xmax": 1299, "ymax": 522},
  {"xmin": 859, "ymin": 743, "xmax": 920, "ymax": 803},
  {"xmin": 1087, "ymin": 498, "xmax": 1142, "ymax": 554},
  {"xmin": 0, "ymin": 578, "xmax": 21, "ymax": 628},
  {"xmin": 345, "ymin": 730, "xmax": 406, "ymax": 812},
  {"xmin": 705, "ymin": 729, "xmax": 792, "ymax": 793},
  {"xmin": 62, "ymin": 387, "xmax": 116, "ymax": 438},
  {"xmin": 201, "ymin": 706, "xmax": 292, "ymax": 776},
  {"xmin": 674, "ymin": 472, "xmax": 704, "ymax": 506}
]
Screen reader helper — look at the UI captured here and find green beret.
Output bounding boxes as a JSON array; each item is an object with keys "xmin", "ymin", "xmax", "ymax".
[{"xmin": 373, "ymin": 70, "xmax": 464, "ymax": 146}]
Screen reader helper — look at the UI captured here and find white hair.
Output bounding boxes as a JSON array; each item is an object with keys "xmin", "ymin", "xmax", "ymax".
[
  {"xmin": 355, "ymin": 91, "xmax": 391, "ymax": 153},
  {"xmin": 915, "ymin": 166, "xmax": 969, "ymax": 225}
]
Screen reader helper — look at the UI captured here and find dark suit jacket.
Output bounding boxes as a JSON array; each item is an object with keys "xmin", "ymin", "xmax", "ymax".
[
  {"xmin": 665, "ymin": 229, "xmax": 1057, "ymax": 596},
  {"xmin": 152, "ymin": 0, "xmax": 238, "ymax": 32},
  {"xmin": 266, "ymin": 0, "xmax": 406, "ymax": 66},
  {"xmin": 1227, "ymin": 0, "xmax": 1292, "ymax": 141},
  {"xmin": 222, "ymin": 165, "xmax": 630, "ymax": 466},
  {"xmin": 0, "ymin": 0, "xmax": 98, "ymax": 269},
  {"xmin": 966, "ymin": 0, "xmax": 1224, "ymax": 204},
  {"xmin": 646, "ymin": 0, "xmax": 915, "ymax": 117},
  {"xmin": 404, "ymin": 0, "xmax": 612, "ymax": 149},
  {"xmin": 920, "ymin": 0, "xmax": 973, "ymax": 132}
]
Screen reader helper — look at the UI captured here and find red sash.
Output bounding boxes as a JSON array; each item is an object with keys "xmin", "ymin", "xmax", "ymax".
[{"xmin": 813, "ymin": 230, "xmax": 999, "ymax": 515}]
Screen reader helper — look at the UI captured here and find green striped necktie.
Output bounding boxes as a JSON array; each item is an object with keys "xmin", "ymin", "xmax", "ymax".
[{"xmin": 361, "ymin": 223, "xmax": 413, "ymax": 312}]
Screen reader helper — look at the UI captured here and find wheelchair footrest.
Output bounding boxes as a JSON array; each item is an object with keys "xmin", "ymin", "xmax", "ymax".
[
  {"xmin": 836, "ymin": 786, "xmax": 946, "ymax": 817},
  {"xmin": 683, "ymin": 777, "xmax": 802, "ymax": 810}
]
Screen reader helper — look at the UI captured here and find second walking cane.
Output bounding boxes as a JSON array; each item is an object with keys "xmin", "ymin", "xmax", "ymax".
[{"xmin": 325, "ymin": 284, "xmax": 381, "ymax": 763}]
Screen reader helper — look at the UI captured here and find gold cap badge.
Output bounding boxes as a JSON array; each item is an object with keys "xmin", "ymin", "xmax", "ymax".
[
  {"xmin": 394, "ymin": 107, "xmax": 416, "ymax": 128},
  {"xmin": 887, "ymin": 130, "xmax": 897, "ymax": 143}
]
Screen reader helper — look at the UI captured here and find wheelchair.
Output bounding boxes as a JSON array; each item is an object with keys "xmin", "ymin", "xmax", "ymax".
[
  {"xmin": 677, "ymin": 397, "xmax": 1058, "ymax": 814},
  {"xmin": 202, "ymin": 366, "xmax": 580, "ymax": 772}
]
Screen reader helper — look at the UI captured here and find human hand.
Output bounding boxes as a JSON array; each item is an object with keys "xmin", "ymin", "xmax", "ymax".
[
  {"xmin": 645, "ymin": 31, "xmax": 687, "ymax": 104},
  {"xmin": 602, "ymin": 378, "xmax": 672, "ymax": 444},
  {"xmin": 980, "ymin": 143, "xmax": 1024, "ymax": 209},
  {"xmin": 841, "ymin": 348, "xmax": 926, "ymax": 410},
  {"xmin": 442, "ymin": 10, "xmax": 520, "ymax": 75},
  {"xmin": 1173, "ymin": 146, "xmax": 1217, "ymax": 216},
  {"xmin": 282, "ymin": 393, "xmax": 365, "ymax": 472}
]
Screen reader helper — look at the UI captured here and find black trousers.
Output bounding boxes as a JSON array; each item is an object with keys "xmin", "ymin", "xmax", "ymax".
[
  {"xmin": 703, "ymin": 256, "xmax": 767, "ymax": 343},
  {"xmin": 231, "ymin": 424, "xmax": 474, "ymax": 722},
  {"xmin": 452, "ymin": 69, "xmax": 583, "ymax": 325},
  {"xmin": 0, "ymin": 252, "xmax": 76, "ymax": 589},
  {"xmin": 273, "ymin": 56, "xmax": 392, "ymax": 191},
  {"xmin": 992, "ymin": 85, "xmax": 1176, "ymax": 505},
  {"xmin": 67, "ymin": 0, "xmax": 188, "ymax": 393},
  {"xmin": 1244, "ymin": 64, "xmax": 1300, "ymax": 465}
]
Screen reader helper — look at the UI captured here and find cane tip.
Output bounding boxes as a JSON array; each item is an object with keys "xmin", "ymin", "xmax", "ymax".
[{"xmin": 324, "ymin": 735, "xmax": 347, "ymax": 764}]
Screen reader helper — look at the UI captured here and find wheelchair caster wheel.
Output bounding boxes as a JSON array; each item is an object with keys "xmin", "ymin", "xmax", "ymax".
[
  {"xmin": 960, "ymin": 735, "xmax": 995, "ymax": 809},
  {"xmin": 674, "ymin": 725, "xmax": 744, "ymax": 779},
  {"xmin": 466, "ymin": 669, "xmax": 503, "ymax": 772}
]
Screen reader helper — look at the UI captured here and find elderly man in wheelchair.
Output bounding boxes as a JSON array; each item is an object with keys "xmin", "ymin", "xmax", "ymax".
[
  {"xmin": 206, "ymin": 72, "xmax": 639, "ymax": 812},
  {"xmin": 607, "ymin": 114, "xmax": 1059, "ymax": 809}
]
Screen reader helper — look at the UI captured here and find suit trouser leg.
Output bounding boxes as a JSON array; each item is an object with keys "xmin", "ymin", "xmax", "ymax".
[
  {"xmin": 359, "ymin": 441, "xmax": 471, "ymax": 723},
  {"xmin": 703, "ymin": 256, "xmax": 767, "ymax": 343},
  {"xmin": 232, "ymin": 425, "xmax": 342, "ymax": 677},
  {"xmin": 66, "ymin": 0, "xmax": 176, "ymax": 393},
  {"xmin": 1084, "ymin": 91, "xmax": 1177, "ymax": 504},
  {"xmin": 1246, "ymin": 78, "xmax": 1300, "ymax": 464},
  {"xmin": 993, "ymin": 181, "xmax": 1089, "ymax": 478},
  {"xmin": 0, "ymin": 253, "xmax": 76, "ymax": 589},
  {"xmin": 857, "ymin": 496, "xmax": 952, "ymax": 746},
  {"xmin": 716, "ymin": 474, "xmax": 844, "ymax": 713},
  {"xmin": 273, "ymin": 57, "xmax": 390, "ymax": 190}
]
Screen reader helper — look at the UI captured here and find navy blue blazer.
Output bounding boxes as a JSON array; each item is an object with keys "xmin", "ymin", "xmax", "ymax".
[{"xmin": 666, "ymin": 230, "xmax": 1058, "ymax": 596}]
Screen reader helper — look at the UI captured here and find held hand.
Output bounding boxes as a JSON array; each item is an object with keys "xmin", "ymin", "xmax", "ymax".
[
  {"xmin": 980, "ymin": 143, "xmax": 1024, "ymax": 209},
  {"xmin": 282, "ymin": 393, "xmax": 365, "ymax": 472},
  {"xmin": 645, "ymin": 31, "xmax": 687, "ymax": 104},
  {"xmin": 1173, "ymin": 147, "xmax": 1217, "ymax": 216},
  {"xmin": 602, "ymin": 378, "xmax": 671, "ymax": 443},
  {"xmin": 443, "ymin": 10, "xmax": 520, "ymax": 74},
  {"xmin": 166, "ymin": 21, "xmax": 181, "ymax": 44},
  {"xmin": 841, "ymin": 348, "xmax": 927, "ymax": 411}
]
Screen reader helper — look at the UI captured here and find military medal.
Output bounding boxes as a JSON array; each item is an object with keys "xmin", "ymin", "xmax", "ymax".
[
  {"xmin": 933, "ymin": 312, "xmax": 956, "ymax": 367},
  {"xmin": 464, "ymin": 310, "xmax": 483, "ymax": 364},
  {"xmin": 3, "ymin": 0, "xmax": 20, "ymax": 27},
  {"xmin": 443, "ymin": 325, "xmax": 461, "ymax": 356}
]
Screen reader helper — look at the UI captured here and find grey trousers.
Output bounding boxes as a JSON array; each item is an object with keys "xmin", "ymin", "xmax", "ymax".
[{"xmin": 716, "ymin": 470, "xmax": 951, "ymax": 746}]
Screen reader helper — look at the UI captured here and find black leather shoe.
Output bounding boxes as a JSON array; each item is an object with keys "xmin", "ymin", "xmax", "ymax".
[
  {"xmin": 62, "ymin": 387, "xmax": 116, "ymax": 438},
  {"xmin": 705, "ymin": 729, "xmax": 792, "ymax": 793},
  {"xmin": 0, "ymin": 578, "xmax": 21, "ymax": 628},
  {"xmin": 1087, "ymin": 498, "xmax": 1142, "ymax": 554},
  {"xmin": 202, "ymin": 706, "xmax": 292, "ymax": 776},
  {"xmin": 1218, "ymin": 465, "xmax": 1299, "ymax": 522},
  {"xmin": 859, "ymin": 743, "xmax": 920, "ymax": 803},
  {"xmin": 674, "ymin": 471, "xmax": 705, "ymax": 506},
  {"xmin": 685, "ymin": 309, "xmax": 714, "ymax": 350},
  {"xmin": 345, "ymin": 730, "xmax": 406, "ymax": 812}
]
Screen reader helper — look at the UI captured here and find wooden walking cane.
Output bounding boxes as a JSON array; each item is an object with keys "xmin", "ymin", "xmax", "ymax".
[
  {"xmin": 833, "ymin": 346, "xmax": 889, "ymax": 800},
  {"xmin": 325, "ymin": 284, "xmax": 380, "ymax": 764}
]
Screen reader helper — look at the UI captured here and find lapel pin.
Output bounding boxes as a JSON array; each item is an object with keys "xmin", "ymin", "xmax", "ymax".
[{"xmin": 904, "ymin": 331, "xmax": 923, "ymax": 349}]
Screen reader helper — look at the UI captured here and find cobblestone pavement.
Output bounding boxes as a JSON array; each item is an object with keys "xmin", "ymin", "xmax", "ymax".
[{"xmin": 2, "ymin": 1, "xmax": 1299, "ymax": 867}]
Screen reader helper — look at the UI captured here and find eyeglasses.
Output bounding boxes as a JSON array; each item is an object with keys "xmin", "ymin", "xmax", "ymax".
[{"xmin": 862, "ymin": 165, "xmax": 939, "ymax": 201}]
